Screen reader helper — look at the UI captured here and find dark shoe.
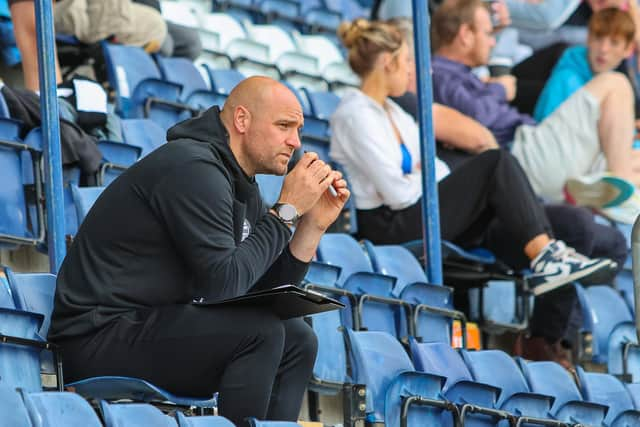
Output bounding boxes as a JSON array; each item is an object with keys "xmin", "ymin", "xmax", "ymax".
[{"xmin": 518, "ymin": 336, "xmax": 574, "ymax": 370}]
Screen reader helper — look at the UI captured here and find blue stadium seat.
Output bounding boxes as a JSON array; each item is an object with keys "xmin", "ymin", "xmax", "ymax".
[
  {"xmin": 5, "ymin": 269, "xmax": 218, "ymax": 409},
  {"xmin": 248, "ymin": 419, "xmax": 301, "ymax": 427},
  {"xmin": 0, "ymin": 118, "xmax": 44, "ymax": 248},
  {"xmin": 583, "ymin": 285, "xmax": 639, "ymax": 381},
  {"xmin": 461, "ymin": 349, "xmax": 561, "ymax": 424},
  {"xmin": 22, "ymin": 391, "xmax": 102, "ymax": 427},
  {"xmin": 300, "ymin": 2, "xmax": 341, "ymax": 34},
  {"xmin": 300, "ymin": 262, "xmax": 351, "ymax": 393},
  {"xmin": 102, "ymin": 42, "xmax": 186, "ymax": 129},
  {"xmin": 0, "ymin": 385, "xmax": 31, "ymax": 427},
  {"xmin": 70, "ymin": 185, "xmax": 104, "ymax": 225},
  {"xmin": 207, "ymin": 69, "xmax": 246, "ymax": 97},
  {"xmin": 323, "ymin": 0, "xmax": 369, "ymax": 21},
  {"xmin": 410, "ymin": 340, "xmax": 511, "ymax": 426},
  {"xmin": 101, "ymin": 401, "xmax": 178, "ymax": 427},
  {"xmin": 245, "ymin": 24, "xmax": 327, "ymax": 91},
  {"xmin": 176, "ymin": 413, "xmax": 235, "ymax": 427},
  {"xmin": 304, "ymin": 90, "xmax": 340, "ymax": 121},
  {"xmin": 518, "ymin": 360, "xmax": 607, "ymax": 425},
  {"xmin": 121, "ymin": 119, "xmax": 166, "ymax": 159},
  {"xmin": 364, "ymin": 243, "xmax": 462, "ymax": 345},
  {"xmin": 576, "ymin": 367, "xmax": 640, "ymax": 426},
  {"xmin": 316, "ymin": 233, "xmax": 405, "ymax": 338},
  {"xmin": 96, "ymin": 139, "xmax": 142, "ymax": 185},
  {"xmin": 155, "ymin": 55, "xmax": 227, "ymax": 111},
  {"xmin": 255, "ymin": 174, "xmax": 284, "ymax": 206},
  {"xmin": 345, "ymin": 329, "xmax": 450, "ymax": 427},
  {"xmin": 626, "ymin": 383, "xmax": 640, "ymax": 410},
  {"xmin": 0, "ymin": 269, "xmax": 47, "ymax": 392}
]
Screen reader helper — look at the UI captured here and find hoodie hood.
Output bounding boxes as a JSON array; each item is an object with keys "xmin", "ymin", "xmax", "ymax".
[{"xmin": 166, "ymin": 105, "xmax": 253, "ymax": 184}]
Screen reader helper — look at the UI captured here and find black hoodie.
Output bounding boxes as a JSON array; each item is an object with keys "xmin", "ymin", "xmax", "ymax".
[{"xmin": 49, "ymin": 107, "xmax": 309, "ymax": 341}]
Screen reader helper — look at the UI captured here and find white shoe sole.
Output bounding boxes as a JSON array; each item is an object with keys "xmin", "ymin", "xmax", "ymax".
[
  {"xmin": 531, "ymin": 260, "xmax": 612, "ymax": 296},
  {"xmin": 565, "ymin": 177, "xmax": 633, "ymax": 209}
]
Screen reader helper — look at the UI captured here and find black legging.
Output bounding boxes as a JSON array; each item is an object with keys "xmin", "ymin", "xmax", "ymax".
[
  {"xmin": 357, "ymin": 149, "xmax": 551, "ymax": 251},
  {"xmin": 56, "ymin": 305, "xmax": 318, "ymax": 427}
]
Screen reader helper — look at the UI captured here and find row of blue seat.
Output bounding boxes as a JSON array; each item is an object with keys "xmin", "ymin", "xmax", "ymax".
[
  {"xmin": 348, "ymin": 328, "xmax": 640, "ymax": 427},
  {"xmin": 0, "ymin": 384, "xmax": 296, "ymax": 427}
]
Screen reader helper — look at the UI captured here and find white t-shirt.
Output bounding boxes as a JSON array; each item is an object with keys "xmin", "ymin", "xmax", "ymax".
[{"xmin": 329, "ymin": 88, "xmax": 450, "ymax": 210}]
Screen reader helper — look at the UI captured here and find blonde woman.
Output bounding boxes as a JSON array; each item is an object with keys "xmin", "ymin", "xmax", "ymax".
[{"xmin": 329, "ymin": 19, "xmax": 611, "ymax": 297}]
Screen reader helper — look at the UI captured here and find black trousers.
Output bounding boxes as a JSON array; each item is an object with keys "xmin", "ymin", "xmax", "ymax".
[
  {"xmin": 357, "ymin": 149, "xmax": 551, "ymax": 249},
  {"xmin": 57, "ymin": 305, "xmax": 318, "ymax": 427}
]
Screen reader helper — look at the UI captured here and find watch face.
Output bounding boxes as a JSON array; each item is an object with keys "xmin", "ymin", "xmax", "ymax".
[{"xmin": 278, "ymin": 204, "xmax": 298, "ymax": 222}]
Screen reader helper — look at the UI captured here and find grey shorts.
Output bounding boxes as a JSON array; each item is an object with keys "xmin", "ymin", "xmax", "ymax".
[{"xmin": 511, "ymin": 88, "xmax": 604, "ymax": 202}]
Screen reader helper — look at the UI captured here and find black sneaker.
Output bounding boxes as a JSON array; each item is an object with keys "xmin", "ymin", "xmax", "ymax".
[{"xmin": 528, "ymin": 240, "xmax": 614, "ymax": 296}]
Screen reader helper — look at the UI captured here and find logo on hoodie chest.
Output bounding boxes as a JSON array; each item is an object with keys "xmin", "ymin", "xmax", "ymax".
[{"xmin": 241, "ymin": 218, "xmax": 251, "ymax": 241}]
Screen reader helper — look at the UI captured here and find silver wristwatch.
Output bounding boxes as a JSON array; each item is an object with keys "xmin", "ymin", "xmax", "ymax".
[{"xmin": 271, "ymin": 203, "xmax": 300, "ymax": 226}]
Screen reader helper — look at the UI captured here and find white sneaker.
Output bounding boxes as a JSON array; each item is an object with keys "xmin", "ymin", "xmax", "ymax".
[
  {"xmin": 598, "ymin": 192, "xmax": 640, "ymax": 225},
  {"xmin": 528, "ymin": 240, "xmax": 614, "ymax": 296},
  {"xmin": 565, "ymin": 173, "xmax": 635, "ymax": 209}
]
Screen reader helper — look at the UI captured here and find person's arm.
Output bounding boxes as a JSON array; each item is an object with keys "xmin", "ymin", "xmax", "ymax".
[
  {"xmin": 435, "ymin": 77, "xmax": 511, "ymax": 130},
  {"xmin": 150, "ymin": 159, "xmax": 299, "ymax": 300},
  {"xmin": 505, "ymin": 0, "xmax": 582, "ymax": 31},
  {"xmin": 332, "ymin": 109, "xmax": 422, "ymax": 210},
  {"xmin": 433, "ymin": 104, "xmax": 499, "ymax": 153}
]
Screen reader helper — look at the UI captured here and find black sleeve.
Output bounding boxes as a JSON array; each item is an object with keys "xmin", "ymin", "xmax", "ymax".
[
  {"xmin": 251, "ymin": 246, "xmax": 310, "ymax": 291},
  {"xmin": 149, "ymin": 159, "xmax": 295, "ymax": 300}
]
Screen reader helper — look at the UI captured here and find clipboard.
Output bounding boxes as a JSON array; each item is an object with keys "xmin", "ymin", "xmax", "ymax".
[{"xmin": 191, "ymin": 285, "xmax": 345, "ymax": 320}]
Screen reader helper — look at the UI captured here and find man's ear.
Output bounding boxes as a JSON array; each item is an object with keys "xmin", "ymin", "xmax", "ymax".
[
  {"xmin": 233, "ymin": 105, "xmax": 250, "ymax": 134},
  {"xmin": 459, "ymin": 23, "xmax": 474, "ymax": 48},
  {"xmin": 625, "ymin": 40, "xmax": 636, "ymax": 58}
]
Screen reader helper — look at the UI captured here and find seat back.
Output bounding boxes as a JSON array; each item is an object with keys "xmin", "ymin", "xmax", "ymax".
[
  {"xmin": 626, "ymin": 382, "xmax": 640, "ymax": 409},
  {"xmin": 345, "ymin": 329, "xmax": 414, "ymax": 422},
  {"xmin": 102, "ymin": 43, "xmax": 162, "ymax": 114},
  {"xmin": 410, "ymin": 340, "xmax": 472, "ymax": 390},
  {"xmin": 519, "ymin": 360, "xmax": 582, "ymax": 414},
  {"xmin": 208, "ymin": 69, "xmax": 246, "ymax": 96},
  {"xmin": 160, "ymin": 1, "xmax": 201, "ymax": 27},
  {"xmin": 0, "ymin": 269, "xmax": 44, "ymax": 392},
  {"xmin": 101, "ymin": 401, "xmax": 177, "ymax": 427},
  {"xmin": 255, "ymin": 174, "xmax": 284, "ymax": 206},
  {"xmin": 316, "ymin": 233, "xmax": 372, "ymax": 285},
  {"xmin": 176, "ymin": 413, "xmax": 235, "ymax": 427},
  {"xmin": 366, "ymin": 244, "xmax": 427, "ymax": 295},
  {"xmin": 306, "ymin": 90, "xmax": 340, "ymax": 120},
  {"xmin": 577, "ymin": 368, "xmax": 637, "ymax": 426},
  {"xmin": 22, "ymin": 391, "xmax": 103, "ymax": 427},
  {"xmin": 121, "ymin": 119, "xmax": 166, "ymax": 158},
  {"xmin": 293, "ymin": 34, "xmax": 343, "ymax": 70},
  {"xmin": 0, "ymin": 385, "xmax": 31, "ymax": 427},
  {"xmin": 0, "ymin": 119, "xmax": 37, "ymax": 248},
  {"xmin": 155, "ymin": 56, "xmax": 210, "ymax": 101},
  {"xmin": 461, "ymin": 349, "xmax": 530, "ymax": 408},
  {"xmin": 584, "ymin": 285, "xmax": 634, "ymax": 363},
  {"xmin": 200, "ymin": 13, "xmax": 248, "ymax": 49},
  {"xmin": 70, "ymin": 185, "xmax": 105, "ymax": 226},
  {"xmin": 301, "ymin": 136, "xmax": 330, "ymax": 162},
  {"xmin": 248, "ymin": 420, "xmax": 302, "ymax": 427},
  {"xmin": 245, "ymin": 24, "xmax": 296, "ymax": 61},
  {"xmin": 8, "ymin": 272, "xmax": 57, "ymax": 338}
]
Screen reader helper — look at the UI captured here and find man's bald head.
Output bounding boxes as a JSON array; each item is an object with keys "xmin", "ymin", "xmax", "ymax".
[
  {"xmin": 220, "ymin": 76, "xmax": 304, "ymax": 176},
  {"xmin": 221, "ymin": 76, "xmax": 301, "ymax": 123}
]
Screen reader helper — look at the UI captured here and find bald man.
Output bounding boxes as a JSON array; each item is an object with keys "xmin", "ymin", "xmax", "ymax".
[{"xmin": 49, "ymin": 77, "xmax": 350, "ymax": 425}]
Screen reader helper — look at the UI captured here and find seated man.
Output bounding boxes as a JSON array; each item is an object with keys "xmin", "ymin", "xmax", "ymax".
[
  {"xmin": 48, "ymin": 77, "xmax": 350, "ymax": 427},
  {"xmin": 431, "ymin": 0, "xmax": 640, "ymax": 222},
  {"xmin": 534, "ymin": 8, "xmax": 635, "ymax": 121}
]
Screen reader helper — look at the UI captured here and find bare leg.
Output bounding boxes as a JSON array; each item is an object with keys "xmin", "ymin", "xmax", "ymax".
[
  {"xmin": 11, "ymin": 1, "xmax": 61, "ymax": 92},
  {"xmin": 582, "ymin": 71, "xmax": 638, "ymax": 185},
  {"xmin": 524, "ymin": 233, "xmax": 552, "ymax": 260}
]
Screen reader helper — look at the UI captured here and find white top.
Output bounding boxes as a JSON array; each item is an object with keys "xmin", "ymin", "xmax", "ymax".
[{"xmin": 329, "ymin": 88, "xmax": 450, "ymax": 210}]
